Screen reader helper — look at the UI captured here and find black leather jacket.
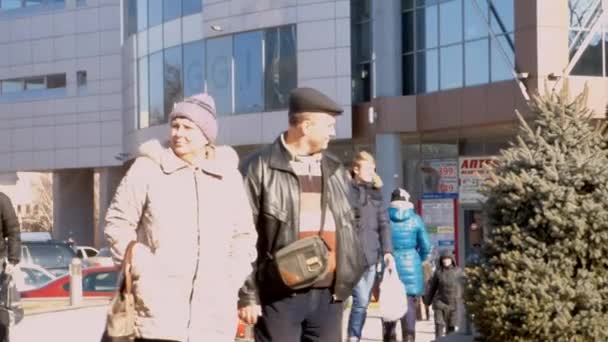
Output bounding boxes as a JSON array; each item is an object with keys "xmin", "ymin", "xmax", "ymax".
[
  {"xmin": 0, "ymin": 192, "xmax": 20, "ymax": 264},
  {"xmin": 238, "ymin": 137, "xmax": 366, "ymax": 307}
]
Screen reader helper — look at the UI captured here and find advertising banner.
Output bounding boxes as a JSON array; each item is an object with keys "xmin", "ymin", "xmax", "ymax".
[
  {"xmin": 458, "ymin": 156, "xmax": 495, "ymax": 204},
  {"xmin": 420, "ymin": 159, "xmax": 459, "ymax": 199}
]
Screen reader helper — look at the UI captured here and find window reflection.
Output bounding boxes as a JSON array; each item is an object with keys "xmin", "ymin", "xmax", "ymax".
[
  {"xmin": 439, "ymin": 0, "xmax": 462, "ymax": 46},
  {"xmin": 206, "ymin": 36, "xmax": 233, "ymax": 115},
  {"xmin": 265, "ymin": 25, "xmax": 298, "ymax": 111},
  {"xmin": 163, "ymin": 0, "xmax": 181, "ymax": 23},
  {"xmin": 440, "ymin": 44, "xmax": 463, "ymax": 90},
  {"xmin": 490, "ymin": 0, "xmax": 514, "ymax": 34},
  {"xmin": 164, "ymin": 46, "xmax": 184, "ymax": 119},
  {"xmin": 234, "ymin": 31, "xmax": 264, "ymax": 113},
  {"xmin": 138, "ymin": 57, "xmax": 150, "ymax": 129},
  {"xmin": 183, "ymin": 41, "xmax": 204, "ymax": 97},
  {"xmin": 148, "ymin": 0, "xmax": 162, "ymax": 28},
  {"xmin": 465, "ymin": 39, "xmax": 489, "ymax": 86},
  {"xmin": 491, "ymin": 34, "xmax": 514, "ymax": 82},
  {"xmin": 572, "ymin": 31, "xmax": 603, "ymax": 76},
  {"xmin": 416, "ymin": 6, "xmax": 438, "ymax": 49},
  {"xmin": 149, "ymin": 51, "xmax": 164, "ymax": 125},
  {"xmin": 417, "ymin": 49, "xmax": 438, "ymax": 93},
  {"xmin": 465, "ymin": 0, "xmax": 488, "ymax": 41},
  {"xmin": 137, "ymin": 0, "xmax": 148, "ymax": 32},
  {"xmin": 182, "ymin": 0, "xmax": 202, "ymax": 16}
]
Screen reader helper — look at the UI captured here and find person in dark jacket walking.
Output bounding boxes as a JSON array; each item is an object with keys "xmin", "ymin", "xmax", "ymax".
[
  {"xmin": 382, "ymin": 188, "xmax": 431, "ymax": 342},
  {"xmin": 237, "ymin": 87, "xmax": 365, "ymax": 342},
  {"xmin": 0, "ymin": 192, "xmax": 20, "ymax": 342},
  {"xmin": 424, "ymin": 249, "xmax": 463, "ymax": 339},
  {"xmin": 346, "ymin": 151, "xmax": 394, "ymax": 342}
]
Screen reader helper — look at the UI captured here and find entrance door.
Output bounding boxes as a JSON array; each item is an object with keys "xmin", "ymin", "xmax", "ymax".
[{"xmin": 463, "ymin": 209, "xmax": 484, "ymax": 266}]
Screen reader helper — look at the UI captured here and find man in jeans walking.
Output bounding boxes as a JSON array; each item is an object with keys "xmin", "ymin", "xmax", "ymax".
[{"xmin": 346, "ymin": 151, "xmax": 394, "ymax": 342}]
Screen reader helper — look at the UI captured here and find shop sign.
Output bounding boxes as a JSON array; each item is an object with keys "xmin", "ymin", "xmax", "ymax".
[
  {"xmin": 420, "ymin": 198, "xmax": 457, "ymax": 259},
  {"xmin": 421, "ymin": 159, "xmax": 459, "ymax": 199},
  {"xmin": 459, "ymin": 156, "xmax": 495, "ymax": 204}
]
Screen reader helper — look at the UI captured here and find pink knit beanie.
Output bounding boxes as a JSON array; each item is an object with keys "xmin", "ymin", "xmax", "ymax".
[{"xmin": 169, "ymin": 93, "xmax": 218, "ymax": 143}]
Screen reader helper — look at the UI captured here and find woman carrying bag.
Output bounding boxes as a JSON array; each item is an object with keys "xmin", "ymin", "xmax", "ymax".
[
  {"xmin": 382, "ymin": 188, "xmax": 432, "ymax": 342},
  {"xmin": 103, "ymin": 94, "xmax": 257, "ymax": 342}
]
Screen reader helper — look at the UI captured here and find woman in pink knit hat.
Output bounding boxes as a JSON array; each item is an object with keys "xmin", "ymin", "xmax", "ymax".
[{"xmin": 104, "ymin": 93, "xmax": 257, "ymax": 342}]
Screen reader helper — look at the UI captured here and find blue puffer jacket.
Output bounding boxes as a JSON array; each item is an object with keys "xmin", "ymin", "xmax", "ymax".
[{"xmin": 389, "ymin": 201, "xmax": 432, "ymax": 296}]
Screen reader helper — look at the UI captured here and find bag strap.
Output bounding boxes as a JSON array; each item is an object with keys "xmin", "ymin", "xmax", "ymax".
[{"xmin": 121, "ymin": 241, "xmax": 138, "ymax": 295}]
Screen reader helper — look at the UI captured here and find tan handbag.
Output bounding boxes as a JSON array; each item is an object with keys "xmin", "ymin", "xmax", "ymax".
[{"xmin": 106, "ymin": 241, "xmax": 138, "ymax": 339}]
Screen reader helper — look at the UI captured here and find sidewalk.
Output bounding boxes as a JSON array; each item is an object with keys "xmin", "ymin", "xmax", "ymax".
[{"xmin": 349, "ymin": 306, "xmax": 474, "ymax": 342}]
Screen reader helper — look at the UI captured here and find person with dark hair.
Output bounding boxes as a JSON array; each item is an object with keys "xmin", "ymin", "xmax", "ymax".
[
  {"xmin": 238, "ymin": 87, "xmax": 365, "ymax": 342},
  {"xmin": 424, "ymin": 249, "xmax": 463, "ymax": 339},
  {"xmin": 383, "ymin": 188, "xmax": 431, "ymax": 342}
]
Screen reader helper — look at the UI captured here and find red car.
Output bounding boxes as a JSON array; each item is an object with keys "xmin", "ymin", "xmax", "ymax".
[{"xmin": 20, "ymin": 266, "xmax": 120, "ymax": 298}]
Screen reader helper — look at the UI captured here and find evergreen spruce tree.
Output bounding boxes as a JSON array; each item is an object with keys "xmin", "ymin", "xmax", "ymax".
[{"xmin": 465, "ymin": 82, "xmax": 608, "ymax": 341}]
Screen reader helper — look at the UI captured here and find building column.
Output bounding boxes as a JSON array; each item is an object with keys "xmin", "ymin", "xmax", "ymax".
[
  {"xmin": 375, "ymin": 134, "xmax": 403, "ymax": 204},
  {"xmin": 372, "ymin": 0, "xmax": 402, "ymax": 97},
  {"xmin": 53, "ymin": 169, "xmax": 94, "ymax": 246},
  {"xmin": 97, "ymin": 166, "xmax": 127, "ymax": 248}
]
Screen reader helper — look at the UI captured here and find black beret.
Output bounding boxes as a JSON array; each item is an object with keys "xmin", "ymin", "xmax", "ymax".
[{"xmin": 288, "ymin": 87, "xmax": 343, "ymax": 117}]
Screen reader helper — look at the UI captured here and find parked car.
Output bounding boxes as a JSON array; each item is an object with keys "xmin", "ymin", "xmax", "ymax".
[
  {"xmin": 20, "ymin": 266, "xmax": 119, "ymax": 298},
  {"xmin": 77, "ymin": 246, "xmax": 114, "ymax": 267},
  {"xmin": 13, "ymin": 263, "xmax": 57, "ymax": 291},
  {"xmin": 21, "ymin": 240, "xmax": 80, "ymax": 277}
]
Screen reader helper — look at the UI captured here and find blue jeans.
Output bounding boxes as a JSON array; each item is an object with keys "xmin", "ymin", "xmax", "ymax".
[{"xmin": 347, "ymin": 264, "xmax": 377, "ymax": 338}]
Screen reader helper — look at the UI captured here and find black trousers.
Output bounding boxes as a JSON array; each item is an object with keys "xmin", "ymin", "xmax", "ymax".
[{"xmin": 254, "ymin": 288, "xmax": 343, "ymax": 342}]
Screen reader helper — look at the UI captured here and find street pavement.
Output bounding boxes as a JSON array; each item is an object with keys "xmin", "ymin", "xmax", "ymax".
[
  {"xmin": 10, "ymin": 303, "xmax": 473, "ymax": 342},
  {"xmin": 12, "ymin": 305, "xmax": 107, "ymax": 342}
]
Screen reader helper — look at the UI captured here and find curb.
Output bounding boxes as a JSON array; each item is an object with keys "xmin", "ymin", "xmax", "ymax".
[{"xmin": 24, "ymin": 299, "xmax": 110, "ymax": 316}]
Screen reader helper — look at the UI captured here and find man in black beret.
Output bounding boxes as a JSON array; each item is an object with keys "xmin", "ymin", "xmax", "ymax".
[{"xmin": 238, "ymin": 87, "xmax": 365, "ymax": 341}]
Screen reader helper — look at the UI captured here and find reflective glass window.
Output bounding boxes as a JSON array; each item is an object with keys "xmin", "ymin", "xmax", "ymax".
[
  {"xmin": 138, "ymin": 57, "xmax": 150, "ymax": 129},
  {"xmin": 126, "ymin": 0, "xmax": 137, "ymax": 36},
  {"xmin": 25, "ymin": 77, "xmax": 45, "ymax": 90},
  {"xmin": 265, "ymin": 25, "xmax": 297, "ymax": 111},
  {"xmin": 416, "ymin": 0, "xmax": 438, "ymax": 6},
  {"xmin": 416, "ymin": 6, "xmax": 438, "ymax": 50},
  {"xmin": 206, "ymin": 36, "xmax": 233, "ymax": 115},
  {"xmin": 569, "ymin": 0, "xmax": 600, "ymax": 28},
  {"xmin": 164, "ymin": 45, "xmax": 184, "ymax": 119},
  {"xmin": 183, "ymin": 40, "xmax": 205, "ymax": 97},
  {"xmin": 149, "ymin": 51, "xmax": 165, "ymax": 125},
  {"xmin": 439, "ymin": 0, "xmax": 462, "ymax": 46},
  {"xmin": 465, "ymin": 0, "xmax": 488, "ymax": 41},
  {"xmin": 163, "ymin": 0, "xmax": 181, "ymax": 22},
  {"xmin": 26, "ymin": 1, "xmax": 44, "ymax": 6},
  {"xmin": 46, "ymin": 74, "xmax": 66, "ymax": 88},
  {"xmin": 402, "ymin": 53, "xmax": 415, "ymax": 95},
  {"xmin": 1, "ymin": 80, "xmax": 23, "ymax": 93},
  {"xmin": 402, "ymin": 11, "xmax": 414, "ymax": 53},
  {"xmin": 182, "ymin": 0, "xmax": 202, "ymax": 16},
  {"xmin": 572, "ymin": 31, "xmax": 603, "ymax": 76},
  {"xmin": 351, "ymin": 0, "xmax": 371, "ymax": 22},
  {"xmin": 465, "ymin": 39, "xmax": 489, "ymax": 86},
  {"xmin": 402, "ymin": 0, "xmax": 413, "ymax": 10},
  {"xmin": 491, "ymin": 34, "xmax": 514, "ymax": 81},
  {"xmin": 2, "ymin": 1, "xmax": 21, "ymax": 10},
  {"xmin": 440, "ymin": 44, "xmax": 463, "ymax": 89},
  {"xmin": 490, "ymin": 0, "xmax": 514, "ymax": 34},
  {"xmin": 234, "ymin": 31, "xmax": 264, "ymax": 113},
  {"xmin": 148, "ymin": 0, "xmax": 162, "ymax": 28},
  {"xmin": 137, "ymin": 0, "xmax": 148, "ymax": 32},
  {"xmin": 416, "ymin": 49, "xmax": 438, "ymax": 93}
]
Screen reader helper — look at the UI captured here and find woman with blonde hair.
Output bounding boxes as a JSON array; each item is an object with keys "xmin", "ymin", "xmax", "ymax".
[
  {"xmin": 347, "ymin": 151, "xmax": 394, "ymax": 342},
  {"xmin": 104, "ymin": 93, "xmax": 257, "ymax": 342}
]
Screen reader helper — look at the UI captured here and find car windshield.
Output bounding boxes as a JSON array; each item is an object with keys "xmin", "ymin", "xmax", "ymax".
[{"xmin": 26, "ymin": 243, "xmax": 76, "ymax": 269}]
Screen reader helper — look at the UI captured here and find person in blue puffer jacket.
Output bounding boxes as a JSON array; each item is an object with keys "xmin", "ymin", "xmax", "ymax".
[{"xmin": 382, "ymin": 188, "xmax": 432, "ymax": 342}]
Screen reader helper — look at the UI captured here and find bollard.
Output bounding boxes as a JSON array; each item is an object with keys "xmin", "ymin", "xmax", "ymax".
[{"xmin": 69, "ymin": 258, "xmax": 83, "ymax": 306}]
